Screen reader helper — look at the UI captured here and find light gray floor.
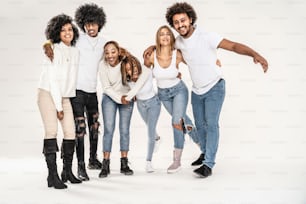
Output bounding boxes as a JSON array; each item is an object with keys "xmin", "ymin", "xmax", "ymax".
[{"xmin": 1, "ymin": 117, "xmax": 305, "ymax": 204}]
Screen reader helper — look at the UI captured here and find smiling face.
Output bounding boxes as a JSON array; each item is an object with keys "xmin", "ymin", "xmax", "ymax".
[
  {"xmin": 172, "ymin": 13, "xmax": 194, "ymax": 38},
  {"xmin": 104, "ymin": 43, "xmax": 120, "ymax": 67},
  {"xmin": 60, "ymin": 23, "xmax": 74, "ymax": 46},
  {"xmin": 84, "ymin": 22, "xmax": 99, "ymax": 37},
  {"xmin": 158, "ymin": 28, "xmax": 172, "ymax": 46}
]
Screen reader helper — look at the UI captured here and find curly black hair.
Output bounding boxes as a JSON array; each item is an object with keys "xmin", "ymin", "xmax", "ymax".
[
  {"xmin": 165, "ymin": 2, "xmax": 197, "ymax": 28},
  {"xmin": 45, "ymin": 14, "xmax": 79, "ymax": 46},
  {"xmin": 75, "ymin": 3, "xmax": 106, "ymax": 32}
]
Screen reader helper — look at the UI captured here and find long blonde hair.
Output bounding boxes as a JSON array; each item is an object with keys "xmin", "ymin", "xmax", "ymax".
[{"xmin": 155, "ymin": 25, "xmax": 175, "ymax": 56}]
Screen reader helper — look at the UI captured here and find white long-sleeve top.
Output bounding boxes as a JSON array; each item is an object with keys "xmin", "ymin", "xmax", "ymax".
[
  {"xmin": 126, "ymin": 66, "xmax": 155, "ymax": 101},
  {"xmin": 76, "ymin": 33, "xmax": 106, "ymax": 93},
  {"xmin": 98, "ymin": 60, "xmax": 130, "ymax": 104},
  {"xmin": 38, "ymin": 42, "xmax": 79, "ymax": 111}
]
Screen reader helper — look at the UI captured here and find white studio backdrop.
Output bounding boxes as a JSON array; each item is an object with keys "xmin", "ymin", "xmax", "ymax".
[{"xmin": 0, "ymin": 0, "xmax": 305, "ymax": 203}]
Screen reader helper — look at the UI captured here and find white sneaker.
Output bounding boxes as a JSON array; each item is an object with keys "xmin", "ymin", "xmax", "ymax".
[
  {"xmin": 154, "ymin": 134, "xmax": 161, "ymax": 153},
  {"xmin": 145, "ymin": 161, "xmax": 155, "ymax": 173}
]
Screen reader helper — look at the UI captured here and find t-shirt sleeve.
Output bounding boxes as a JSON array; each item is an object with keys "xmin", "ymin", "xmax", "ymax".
[{"xmin": 208, "ymin": 32, "xmax": 223, "ymax": 49}]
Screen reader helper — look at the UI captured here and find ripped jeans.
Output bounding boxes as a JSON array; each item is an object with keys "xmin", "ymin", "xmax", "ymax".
[{"xmin": 158, "ymin": 80, "xmax": 196, "ymax": 149}]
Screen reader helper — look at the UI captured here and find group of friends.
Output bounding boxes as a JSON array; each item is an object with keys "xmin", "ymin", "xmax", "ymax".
[{"xmin": 37, "ymin": 2, "xmax": 269, "ymax": 189}]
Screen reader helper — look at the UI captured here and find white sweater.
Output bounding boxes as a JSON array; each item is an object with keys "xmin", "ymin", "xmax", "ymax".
[
  {"xmin": 99, "ymin": 60, "xmax": 130, "ymax": 104},
  {"xmin": 38, "ymin": 42, "xmax": 79, "ymax": 111}
]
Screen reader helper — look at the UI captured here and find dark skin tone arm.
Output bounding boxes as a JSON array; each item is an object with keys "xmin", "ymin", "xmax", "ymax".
[
  {"xmin": 57, "ymin": 111, "xmax": 64, "ymax": 120},
  {"xmin": 218, "ymin": 39, "xmax": 268, "ymax": 72},
  {"xmin": 43, "ymin": 43, "xmax": 54, "ymax": 61}
]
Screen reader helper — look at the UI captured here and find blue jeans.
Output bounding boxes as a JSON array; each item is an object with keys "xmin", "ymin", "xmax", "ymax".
[
  {"xmin": 101, "ymin": 94, "xmax": 134, "ymax": 152},
  {"xmin": 136, "ymin": 95, "xmax": 161, "ymax": 161},
  {"xmin": 191, "ymin": 79, "xmax": 225, "ymax": 169},
  {"xmin": 158, "ymin": 81, "xmax": 195, "ymax": 149}
]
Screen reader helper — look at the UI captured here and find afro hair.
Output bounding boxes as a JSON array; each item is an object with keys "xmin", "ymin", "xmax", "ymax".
[
  {"xmin": 45, "ymin": 14, "xmax": 79, "ymax": 46},
  {"xmin": 75, "ymin": 3, "xmax": 106, "ymax": 33},
  {"xmin": 165, "ymin": 2, "xmax": 197, "ymax": 28}
]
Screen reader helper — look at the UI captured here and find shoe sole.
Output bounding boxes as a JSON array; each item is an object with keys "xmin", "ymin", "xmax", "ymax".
[{"xmin": 193, "ymin": 171, "xmax": 212, "ymax": 178}]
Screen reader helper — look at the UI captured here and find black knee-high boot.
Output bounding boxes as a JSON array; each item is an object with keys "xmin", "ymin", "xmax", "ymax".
[
  {"xmin": 43, "ymin": 138, "xmax": 67, "ymax": 189},
  {"xmin": 61, "ymin": 139, "xmax": 82, "ymax": 184}
]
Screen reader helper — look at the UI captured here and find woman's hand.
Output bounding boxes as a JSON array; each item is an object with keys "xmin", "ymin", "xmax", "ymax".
[{"xmin": 57, "ymin": 111, "xmax": 64, "ymax": 120}]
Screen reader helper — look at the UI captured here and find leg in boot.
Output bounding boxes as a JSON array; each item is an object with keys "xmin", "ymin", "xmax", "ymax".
[
  {"xmin": 120, "ymin": 157, "xmax": 133, "ymax": 175},
  {"xmin": 167, "ymin": 148, "xmax": 183, "ymax": 174},
  {"xmin": 99, "ymin": 158, "xmax": 110, "ymax": 178},
  {"xmin": 76, "ymin": 137, "xmax": 89, "ymax": 181},
  {"xmin": 61, "ymin": 139, "xmax": 82, "ymax": 184},
  {"xmin": 43, "ymin": 138, "xmax": 67, "ymax": 189},
  {"xmin": 88, "ymin": 117, "xmax": 102, "ymax": 169}
]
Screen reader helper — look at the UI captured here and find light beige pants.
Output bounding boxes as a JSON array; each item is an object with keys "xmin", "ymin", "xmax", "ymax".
[{"xmin": 37, "ymin": 89, "xmax": 75, "ymax": 140}]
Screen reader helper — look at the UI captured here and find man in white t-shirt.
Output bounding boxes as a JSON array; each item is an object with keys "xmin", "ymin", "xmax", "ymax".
[{"xmin": 165, "ymin": 2, "xmax": 268, "ymax": 178}]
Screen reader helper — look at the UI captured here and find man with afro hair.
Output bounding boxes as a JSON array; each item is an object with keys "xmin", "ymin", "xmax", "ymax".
[
  {"xmin": 44, "ymin": 3, "xmax": 107, "ymax": 181},
  {"xmin": 164, "ymin": 2, "xmax": 269, "ymax": 178}
]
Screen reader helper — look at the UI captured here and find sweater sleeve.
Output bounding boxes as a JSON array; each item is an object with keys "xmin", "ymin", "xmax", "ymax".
[
  {"xmin": 125, "ymin": 65, "xmax": 151, "ymax": 101},
  {"xmin": 98, "ymin": 61, "xmax": 123, "ymax": 104},
  {"xmin": 48, "ymin": 49, "xmax": 63, "ymax": 112}
]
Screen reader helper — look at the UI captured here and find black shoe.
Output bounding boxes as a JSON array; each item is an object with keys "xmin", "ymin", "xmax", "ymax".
[
  {"xmin": 77, "ymin": 162, "xmax": 89, "ymax": 181},
  {"xmin": 193, "ymin": 164, "xmax": 212, "ymax": 178},
  {"xmin": 99, "ymin": 159, "xmax": 110, "ymax": 178},
  {"xmin": 120, "ymin": 157, "xmax": 134, "ymax": 175},
  {"xmin": 88, "ymin": 158, "xmax": 102, "ymax": 170},
  {"xmin": 191, "ymin": 153, "xmax": 204, "ymax": 166}
]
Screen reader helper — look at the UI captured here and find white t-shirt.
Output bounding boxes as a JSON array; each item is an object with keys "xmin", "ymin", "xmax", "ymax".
[
  {"xmin": 175, "ymin": 26, "xmax": 223, "ymax": 95},
  {"xmin": 76, "ymin": 33, "xmax": 106, "ymax": 93},
  {"xmin": 38, "ymin": 42, "xmax": 79, "ymax": 111}
]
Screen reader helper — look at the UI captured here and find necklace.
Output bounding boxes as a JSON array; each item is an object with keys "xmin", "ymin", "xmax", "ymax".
[
  {"xmin": 62, "ymin": 48, "xmax": 72, "ymax": 62},
  {"xmin": 86, "ymin": 35, "xmax": 99, "ymax": 51}
]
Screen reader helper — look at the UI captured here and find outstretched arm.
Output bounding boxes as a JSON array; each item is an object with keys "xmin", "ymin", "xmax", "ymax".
[{"xmin": 218, "ymin": 39, "xmax": 268, "ymax": 73}]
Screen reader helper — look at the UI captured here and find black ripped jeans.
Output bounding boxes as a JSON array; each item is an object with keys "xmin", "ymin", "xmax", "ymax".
[{"xmin": 70, "ymin": 90, "xmax": 100, "ymax": 163}]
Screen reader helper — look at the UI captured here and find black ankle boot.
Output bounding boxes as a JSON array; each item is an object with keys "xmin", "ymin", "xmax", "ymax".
[
  {"xmin": 43, "ymin": 139, "xmax": 67, "ymax": 189},
  {"xmin": 78, "ymin": 161, "xmax": 89, "ymax": 181},
  {"xmin": 191, "ymin": 153, "xmax": 205, "ymax": 166},
  {"xmin": 99, "ymin": 159, "xmax": 110, "ymax": 178},
  {"xmin": 75, "ymin": 137, "xmax": 89, "ymax": 181},
  {"xmin": 88, "ymin": 128, "xmax": 102, "ymax": 169},
  {"xmin": 88, "ymin": 155, "xmax": 102, "ymax": 170},
  {"xmin": 120, "ymin": 157, "xmax": 133, "ymax": 175},
  {"xmin": 61, "ymin": 139, "xmax": 82, "ymax": 184}
]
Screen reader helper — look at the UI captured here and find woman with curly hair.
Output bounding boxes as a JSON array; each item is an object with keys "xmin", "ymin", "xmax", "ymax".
[
  {"xmin": 121, "ymin": 55, "xmax": 161, "ymax": 173},
  {"xmin": 38, "ymin": 14, "xmax": 81, "ymax": 189},
  {"xmin": 43, "ymin": 3, "xmax": 107, "ymax": 181}
]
